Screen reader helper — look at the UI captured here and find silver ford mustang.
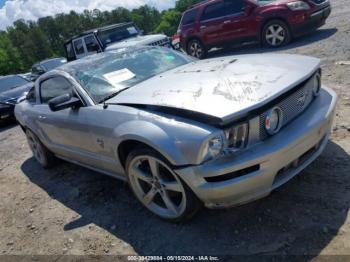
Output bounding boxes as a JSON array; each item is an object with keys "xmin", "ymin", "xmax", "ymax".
[{"xmin": 15, "ymin": 46, "xmax": 337, "ymax": 221}]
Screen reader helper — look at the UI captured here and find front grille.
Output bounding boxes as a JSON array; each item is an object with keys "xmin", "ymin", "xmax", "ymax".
[
  {"xmin": 148, "ymin": 38, "xmax": 170, "ymax": 47},
  {"xmin": 309, "ymin": 0, "xmax": 328, "ymax": 4},
  {"xmin": 259, "ymin": 72, "xmax": 319, "ymax": 140}
]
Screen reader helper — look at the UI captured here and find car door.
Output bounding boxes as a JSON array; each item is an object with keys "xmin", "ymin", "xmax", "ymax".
[
  {"xmin": 198, "ymin": 1, "xmax": 228, "ymax": 45},
  {"xmin": 35, "ymin": 75, "xmax": 99, "ymax": 166},
  {"xmin": 224, "ymin": 0, "xmax": 256, "ymax": 40}
]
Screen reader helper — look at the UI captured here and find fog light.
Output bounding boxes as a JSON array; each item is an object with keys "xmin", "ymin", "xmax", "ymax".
[{"xmin": 265, "ymin": 107, "xmax": 283, "ymax": 135}]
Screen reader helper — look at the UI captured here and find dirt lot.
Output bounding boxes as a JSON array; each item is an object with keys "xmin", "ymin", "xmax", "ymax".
[{"xmin": 1, "ymin": 0, "xmax": 350, "ymax": 259}]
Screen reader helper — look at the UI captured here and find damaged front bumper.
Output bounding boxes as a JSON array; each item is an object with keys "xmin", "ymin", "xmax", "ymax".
[{"xmin": 175, "ymin": 86, "xmax": 337, "ymax": 209}]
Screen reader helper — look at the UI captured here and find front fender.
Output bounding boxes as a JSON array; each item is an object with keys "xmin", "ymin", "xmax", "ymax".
[{"xmin": 113, "ymin": 120, "xmax": 188, "ymax": 166}]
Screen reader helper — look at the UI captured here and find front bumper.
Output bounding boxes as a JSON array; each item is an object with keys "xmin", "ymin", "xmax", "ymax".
[
  {"xmin": 176, "ymin": 86, "xmax": 337, "ymax": 208},
  {"xmin": 290, "ymin": 5, "xmax": 331, "ymax": 37}
]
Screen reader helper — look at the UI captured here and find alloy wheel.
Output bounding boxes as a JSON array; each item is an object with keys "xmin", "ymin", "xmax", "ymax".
[
  {"xmin": 128, "ymin": 155, "xmax": 187, "ymax": 219},
  {"xmin": 189, "ymin": 41, "xmax": 203, "ymax": 58},
  {"xmin": 265, "ymin": 24, "xmax": 286, "ymax": 46}
]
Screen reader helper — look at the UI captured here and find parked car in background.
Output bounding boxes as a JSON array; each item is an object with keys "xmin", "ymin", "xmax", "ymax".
[
  {"xmin": 178, "ymin": 0, "xmax": 331, "ymax": 58},
  {"xmin": 15, "ymin": 46, "xmax": 336, "ymax": 221},
  {"xmin": 64, "ymin": 22, "xmax": 171, "ymax": 61},
  {"xmin": 20, "ymin": 72, "xmax": 33, "ymax": 82},
  {"xmin": 0, "ymin": 75, "xmax": 34, "ymax": 124},
  {"xmin": 31, "ymin": 58, "xmax": 67, "ymax": 81}
]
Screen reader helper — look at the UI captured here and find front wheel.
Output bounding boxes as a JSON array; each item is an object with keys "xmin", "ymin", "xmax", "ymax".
[
  {"xmin": 262, "ymin": 20, "xmax": 291, "ymax": 47},
  {"xmin": 25, "ymin": 129, "xmax": 56, "ymax": 168},
  {"xmin": 187, "ymin": 39, "xmax": 207, "ymax": 59},
  {"xmin": 126, "ymin": 148, "xmax": 201, "ymax": 222}
]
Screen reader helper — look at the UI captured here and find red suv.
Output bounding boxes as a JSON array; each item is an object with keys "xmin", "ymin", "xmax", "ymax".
[{"xmin": 178, "ymin": 0, "xmax": 331, "ymax": 58}]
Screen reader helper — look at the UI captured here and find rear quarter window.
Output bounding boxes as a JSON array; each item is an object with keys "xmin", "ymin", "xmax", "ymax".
[{"xmin": 181, "ymin": 8, "xmax": 199, "ymax": 25}]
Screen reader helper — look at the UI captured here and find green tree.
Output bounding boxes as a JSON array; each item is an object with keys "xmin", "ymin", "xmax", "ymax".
[
  {"xmin": 156, "ymin": 0, "xmax": 204, "ymax": 36},
  {"xmin": 156, "ymin": 10, "xmax": 182, "ymax": 36},
  {"xmin": 0, "ymin": 32, "xmax": 23, "ymax": 74}
]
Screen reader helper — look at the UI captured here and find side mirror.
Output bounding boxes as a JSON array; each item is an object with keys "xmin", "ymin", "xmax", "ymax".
[{"xmin": 48, "ymin": 93, "xmax": 82, "ymax": 112}]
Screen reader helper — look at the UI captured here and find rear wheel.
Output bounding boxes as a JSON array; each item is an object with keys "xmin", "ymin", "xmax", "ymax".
[
  {"xmin": 126, "ymin": 148, "xmax": 201, "ymax": 222},
  {"xmin": 262, "ymin": 20, "xmax": 291, "ymax": 47},
  {"xmin": 187, "ymin": 39, "xmax": 207, "ymax": 59},
  {"xmin": 25, "ymin": 129, "xmax": 55, "ymax": 168}
]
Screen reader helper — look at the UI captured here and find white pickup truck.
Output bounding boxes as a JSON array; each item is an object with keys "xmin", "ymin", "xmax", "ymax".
[{"xmin": 64, "ymin": 22, "xmax": 171, "ymax": 61}]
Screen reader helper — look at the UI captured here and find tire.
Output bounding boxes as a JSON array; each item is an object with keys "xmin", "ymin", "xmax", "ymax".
[
  {"xmin": 126, "ymin": 148, "xmax": 202, "ymax": 222},
  {"xmin": 25, "ymin": 129, "xmax": 56, "ymax": 169},
  {"xmin": 186, "ymin": 38, "xmax": 207, "ymax": 59},
  {"xmin": 262, "ymin": 19, "xmax": 291, "ymax": 48}
]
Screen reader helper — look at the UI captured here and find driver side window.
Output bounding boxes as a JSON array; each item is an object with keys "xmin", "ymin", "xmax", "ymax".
[{"xmin": 40, "ymin": 76, "xmax": 74, "ymax": 104}]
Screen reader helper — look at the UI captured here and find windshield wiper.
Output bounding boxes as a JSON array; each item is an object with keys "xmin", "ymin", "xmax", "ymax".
[{"xmin": 99, "ymin": 87, "xmax": 131, "ymax": 106}]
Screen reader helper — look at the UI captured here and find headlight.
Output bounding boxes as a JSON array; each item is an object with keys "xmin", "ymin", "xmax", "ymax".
[
  {"xmin": 312, "ymin": 72, "xmax": 321, "ymax": 96},
  {"xmin": 287, "ymin": 1, "xmax": 310, "ymax": 10},
  {"xmin": 200, "ymin": 135, "xmax": 224, "ymax": 162}
]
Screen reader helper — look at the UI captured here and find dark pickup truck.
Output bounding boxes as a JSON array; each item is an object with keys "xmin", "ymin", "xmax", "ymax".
[{"xmin": 64, "ymin": 22, "xmax": 171, "ymax": 61}]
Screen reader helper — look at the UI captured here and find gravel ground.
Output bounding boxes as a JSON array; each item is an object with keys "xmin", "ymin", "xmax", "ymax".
[{"xmin": 1, "ymin": 0, "xmax": 350, "ymax": 259}]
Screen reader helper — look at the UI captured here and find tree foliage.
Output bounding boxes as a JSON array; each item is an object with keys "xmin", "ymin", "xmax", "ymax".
[{"xmin": 0, "ymin": 0, "xmax": 203, "ymax": 75}]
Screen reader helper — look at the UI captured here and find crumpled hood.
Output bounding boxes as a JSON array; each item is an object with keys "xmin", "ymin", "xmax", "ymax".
[
  {"xmin": 105, "ymin": 34, "xmax": 168, "ymax": 50},
  {"xmin": 0, "ymin": 82, "xmax": 33, "ymax": 102},
  {"xmin": 109, "ymin": 54, "xmax": 320, "ymax": 123}
]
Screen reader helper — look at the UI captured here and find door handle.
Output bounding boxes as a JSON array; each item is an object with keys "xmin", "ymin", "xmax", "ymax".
[
  {"xmin": 223, "ymin": 20, "xmax": 231, "ymax": 24},
  {"xmin": 200, "ymin": 25, "xmax": 206, "ymax": 30},
  {"xmin": 38, "ymin": 115, "xmax": 46, "ymax": 120}
]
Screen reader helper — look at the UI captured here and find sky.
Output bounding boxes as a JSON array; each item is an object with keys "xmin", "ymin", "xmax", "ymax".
[{"xmin": 0, "ymin": 0, "xmax": 176, "ymax": 30}]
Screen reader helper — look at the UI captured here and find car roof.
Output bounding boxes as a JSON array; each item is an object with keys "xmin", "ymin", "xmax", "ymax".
[{"xmin": 64, "ymin": 22, "xmax": 135, "ymax": 44}]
